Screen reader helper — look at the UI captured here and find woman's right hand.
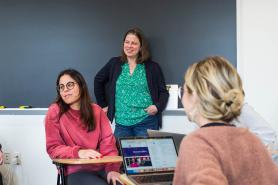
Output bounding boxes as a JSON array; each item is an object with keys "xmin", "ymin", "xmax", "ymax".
[
  {"xmin": 78, "ymin": 149, "xmax": 103, "ymax": 159},
  {"xmin": 107, "ymin": 171, "xmax": 123, "ymax": 185},
  {"xmin": 102, "ymin": 106, "xmax": 108, "ymax": 113}
]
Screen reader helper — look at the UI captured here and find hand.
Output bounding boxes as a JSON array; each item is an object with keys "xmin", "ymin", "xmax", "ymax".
[
  {"xmin": 102, "ymin": 106, "xmax": 108, "ymax": 113},
  {"xmin": 78, "ymin": 149, "xmax": 102, "ymax": 159},
  {"xmin": 107, "ymin": 171, "xmax": 123, "ymax": 185},
  {"xmin": 144, "ymin": 105, "xmax": 158, "ymax": 115}
]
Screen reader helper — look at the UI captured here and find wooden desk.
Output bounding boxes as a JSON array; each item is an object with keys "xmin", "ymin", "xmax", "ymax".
[{"xmin": 53, "ymin": 156, "xmax": 123, "ymax": 185}]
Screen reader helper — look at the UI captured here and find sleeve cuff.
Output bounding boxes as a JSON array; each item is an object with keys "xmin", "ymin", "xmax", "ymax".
[
  {"xmin": 155, "ymin": 103, "xmax": 161, "ymax": 113},
  {"xmin": 72, "ymin": 146, "xmax": 82, "ymax": 158}
]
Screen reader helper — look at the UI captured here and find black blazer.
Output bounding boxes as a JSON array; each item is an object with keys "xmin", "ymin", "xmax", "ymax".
[{"xmin": 94, "ymin": 57, "xmax": 169, "ymax": 128}]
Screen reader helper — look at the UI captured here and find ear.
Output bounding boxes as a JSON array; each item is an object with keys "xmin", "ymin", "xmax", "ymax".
[{"xmin": 189, "ymin": 91, "xmax": 200, "ymax": 114}]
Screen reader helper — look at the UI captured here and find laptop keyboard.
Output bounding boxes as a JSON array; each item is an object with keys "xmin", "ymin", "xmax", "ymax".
[{"xmin": 133, "ymin": 174, "xmax": 174, "ymax": 183}]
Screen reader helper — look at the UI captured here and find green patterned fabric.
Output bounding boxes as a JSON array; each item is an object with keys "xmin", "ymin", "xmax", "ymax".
[{"xmin": 115, "ymin": 63, "xmax": 153, "ymax": 126}]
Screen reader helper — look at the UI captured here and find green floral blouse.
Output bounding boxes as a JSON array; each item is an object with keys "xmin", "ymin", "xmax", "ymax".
[{"xmin": 115, "ymin": 63, "xmax": 153, "ymax": 126}]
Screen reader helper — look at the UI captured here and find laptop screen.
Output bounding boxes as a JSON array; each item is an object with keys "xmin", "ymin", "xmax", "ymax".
[
  {"xmin": 119, "ymin": 137, "xmax": 178, "ymax": 174},
  {"xmin": 147, "ymin": 130, "xmax": 186, "ymax": 153}
]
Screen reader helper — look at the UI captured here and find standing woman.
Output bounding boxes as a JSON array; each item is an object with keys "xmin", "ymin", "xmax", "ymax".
[
  {"xmin": 45, "ymin": 69, "xmax": 122, "ymax": 185},
  {"xmin": 173, "ymin": 56, "xmax": 278, "ymax": 185},
  {"xmin": 94, "ymin": 28, "xmax": 169, "ymax": 138}
]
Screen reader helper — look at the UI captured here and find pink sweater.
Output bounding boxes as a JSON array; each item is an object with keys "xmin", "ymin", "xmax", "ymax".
[
  {"xmin": 45, "ymin": 103, "xmax": 120, "ymax": 175},
  {"xmin": 173, "ymin": 126, "xmax": 278, "ymax": 185}
]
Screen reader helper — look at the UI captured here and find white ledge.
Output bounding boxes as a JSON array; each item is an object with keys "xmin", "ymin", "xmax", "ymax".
[
  {"xmin": 0, "ymin": 108, "xmax": 185, "ymax": 116},
  {"xmin": 0, "ymin": 108, "xmax": 48, "ymax": 115}
]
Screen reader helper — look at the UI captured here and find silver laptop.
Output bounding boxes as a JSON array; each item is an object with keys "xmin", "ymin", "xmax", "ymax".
[
  {"xmin": 147, "ymin": 130, "xmax": 185, "ymax": 153},
  {"xmin": 119, "ymin": 137, "xmax": 178, "ymax": 185}
]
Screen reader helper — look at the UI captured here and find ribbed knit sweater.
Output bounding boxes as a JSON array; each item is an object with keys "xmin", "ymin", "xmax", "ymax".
[
  {"xmin": 45, "ymin": 103, "xmax": 120, "ymax": 175},
  {"xmin": 173, "ymin": 125, "xmax": 278, "ymax": 185}
]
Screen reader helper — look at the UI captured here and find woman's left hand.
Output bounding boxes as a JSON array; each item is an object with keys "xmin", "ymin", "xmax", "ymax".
[
  {"xmin": 107, "ymin": 171, "xmax": 123, "ymax": 185},
  {"xmin": 145, "ymin": 105, "xmax": 158, "ymax": 115}
]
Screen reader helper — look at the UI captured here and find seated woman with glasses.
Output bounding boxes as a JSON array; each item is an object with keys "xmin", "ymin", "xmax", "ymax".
[
  {"xmin": 45, "ymin": 69, "xmax": 122, "ymax": 185},
  {"xmin": 173, "ymin": 56, "xmax": 278, "ymax": 185}
]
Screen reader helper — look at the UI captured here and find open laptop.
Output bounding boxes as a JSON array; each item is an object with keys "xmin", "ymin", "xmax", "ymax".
[
  {"xmin": 147, "ymin": 130, "xmax": 185, "ymax": 153},
  {"xmin": 118, "ymin": 136, "xmax": 178, "ymax": 185}
]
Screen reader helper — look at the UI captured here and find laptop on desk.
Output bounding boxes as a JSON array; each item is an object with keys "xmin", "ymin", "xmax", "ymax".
[
  {"xmin": 118, "ymin": 136, "xmax": 178, "ymax": 185},
  {"xmin": 147, "ymin": 130, "xmax": 186, "ymax": 153}
]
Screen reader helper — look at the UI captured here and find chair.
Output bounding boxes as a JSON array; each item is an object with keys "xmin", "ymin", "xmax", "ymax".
[
  {"xmin": 0, "ymin": 172, "xmax": 3, "ymax": 185},
  {"xmin": 53, "ymin": 156, "xmax": 123, "ymax": 185}
]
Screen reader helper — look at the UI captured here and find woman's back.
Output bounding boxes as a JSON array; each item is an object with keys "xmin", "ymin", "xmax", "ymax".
[{"xmin": 174, "ymin": 125, "xmax": 278, "ymax": 185}]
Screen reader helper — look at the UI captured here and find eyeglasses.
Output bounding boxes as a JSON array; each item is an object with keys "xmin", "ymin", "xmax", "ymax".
[
  {"xmin": 178, "ymin": 86, "xmax": 184, "ymax": 99},
  {"xmin": 57, "ymin": 81, "xmax": 77, "ymax": 92}
]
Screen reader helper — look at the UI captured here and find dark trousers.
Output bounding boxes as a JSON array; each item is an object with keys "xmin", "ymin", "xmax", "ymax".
[
  {"xmin": 66, "ymin": 171, "xmax": 122, "ymax": 185},
  {"xmin": 67, "ymin": 171, "xmax": 108, "ymax": 185}
]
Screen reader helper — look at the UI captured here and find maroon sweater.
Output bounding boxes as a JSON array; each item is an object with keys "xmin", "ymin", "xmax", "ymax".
[
  {"xmin": 173, "ymin": 126, "xmax": 278, "ymax": 185},
  {"xmin": 45, "ymin": 103, "xmax": 120, "ymax": 175}
]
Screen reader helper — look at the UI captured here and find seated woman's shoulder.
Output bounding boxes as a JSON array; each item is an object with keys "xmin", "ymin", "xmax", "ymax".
[
  {"xmin": 91, "ymin": 103, "xmax": 102, "ymax": 111},
  {"xmin": 46, "ymin": 103, "xmax": 60, "ymax": 120},
  {"xmin": 48, "ymin": 103, "xmax": 59, "ymax": 112}
]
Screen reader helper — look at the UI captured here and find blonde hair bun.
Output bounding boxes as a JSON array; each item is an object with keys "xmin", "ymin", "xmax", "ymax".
[{"xmin": 223, "ymin": 89, "xmax": 244, "ymax": 116}]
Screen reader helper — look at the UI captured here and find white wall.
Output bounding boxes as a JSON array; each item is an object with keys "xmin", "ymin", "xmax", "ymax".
[
  {"xmin": 0, "ymin": 115, "xmax": 57, "ymax": 185},
  {"xmin": 237, "ymin": 0, "xmax": 278, "ymax": 132}
]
